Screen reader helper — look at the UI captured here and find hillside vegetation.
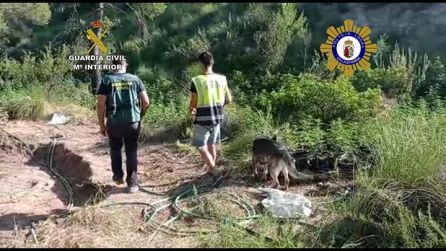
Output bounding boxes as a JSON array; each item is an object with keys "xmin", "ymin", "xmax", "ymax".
[{"xmin": 1, "ymin": 3, "xmax": 446, "ymax": 248}]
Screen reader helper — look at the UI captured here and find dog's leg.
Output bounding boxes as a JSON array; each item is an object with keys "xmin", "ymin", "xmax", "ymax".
[
  {"xmin": 263, "ymin": 167, "xmax": 268, "ymax": 182},
  {"xmin": 270, "ymin": 171, "xmax": 280, "ymax": 189},
  {"xmin": 252, "ymin": 153, "xmax": 258, "ymax": 178},
  {"xmin": 283, "ymin": 168, "xmax": 290, "ymax": 190}
]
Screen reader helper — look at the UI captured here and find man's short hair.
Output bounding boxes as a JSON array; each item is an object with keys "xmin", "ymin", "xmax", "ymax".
[
  {"xmin": 112, "ymin": 57, "xmax": 127, "ymax": 66},
  {"xmin": 198, "ymin": 52, "xmax": 214, "ymax": 67}
]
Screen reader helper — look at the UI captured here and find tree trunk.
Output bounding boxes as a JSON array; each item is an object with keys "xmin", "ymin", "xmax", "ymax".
[
  {"xmin": 139, "ymin": 19, "xmax": 149, "ymax": 44},
  {"xmin": 90, "ymin": 2, "xmax": 103, "ymax": 95}
]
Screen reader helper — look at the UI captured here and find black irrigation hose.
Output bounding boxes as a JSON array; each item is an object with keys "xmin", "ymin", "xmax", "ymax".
[
  {"xmin": 48, "ymin": 138, "xmax": 74, "ymax": 215},
  {"xmin": 1, "ymin": 129, "xmax": 74, "ymax": 215}
]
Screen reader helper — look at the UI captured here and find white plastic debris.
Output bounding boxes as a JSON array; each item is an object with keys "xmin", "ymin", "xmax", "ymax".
[
  {"xmin": 47, "ymin": 113, "xmax": 70, "ymax": 125},
  {"xmin": 258, "ymin": 187, "xmax": 312, "ymax": 219}
]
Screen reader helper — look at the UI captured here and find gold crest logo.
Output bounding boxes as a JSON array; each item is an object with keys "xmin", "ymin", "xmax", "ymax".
[
  {"xmin": 90, "ymin": 20, "xmax": 104, "ymax": 28},
  {"xmin": 320, "ymin": 20, "xmax": 378, "ymax": 77},
  {"xmin": 86, "ymin": 20, "xmax": 109, "ymax": 54}
]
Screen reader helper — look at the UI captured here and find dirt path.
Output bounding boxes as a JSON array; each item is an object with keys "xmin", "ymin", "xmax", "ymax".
[{"xmin": 0, "ymin": 118, "xmax": 340, "ymax": 248}]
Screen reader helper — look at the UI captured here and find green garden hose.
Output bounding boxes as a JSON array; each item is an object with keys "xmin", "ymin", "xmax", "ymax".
[
  {"xmin": 143, "ymin": 182, "xmax": 261, "ymax": 237},
  {"xmin": 2, "ymin": 128, "xmax": 265, "ymax": 240}
]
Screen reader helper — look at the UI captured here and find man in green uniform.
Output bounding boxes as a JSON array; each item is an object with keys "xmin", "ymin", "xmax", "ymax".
[{"xmin": 96, "ymin": 57, "xmax": 149, "ymax": 193}]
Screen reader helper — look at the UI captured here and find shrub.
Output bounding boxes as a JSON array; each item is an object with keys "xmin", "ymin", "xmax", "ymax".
[
  {"xmin": 415, "ymin": 56, "xmax": 446, "ymax": 98},
  {"xmin": 49, "ymin": 82, "xmax": 95, "ymax": 109},
  {"xmin": 352, "ymin": 68, "xmax": 413, "ymax": 99},
  {"xmin": 139, "ymin": 98, "xmax": 190, "ymax": 143},
  {"xmin": 0, "ymin": 87, "xmax": 45, "ymax": 120},
  {"xmin": 351, "ymin": 45, "xmax": 429, "ymax": 100},
  {"xmin": 228, "ymin": 70, "xmax": 251, "ymax": 106},
  {"xmin": 0, "ymin": 44, "xmax": 73, "ymax": 98},
  {"xmin": 265, "ymin": 73, "xmax": 382, "ymax": 124},
  {"xmin": 136, "ymin": 65, "xmax": 184, "ymax": 105},
  {"xmin": 326, "ymin": 119, "xmax": 359, "ymax": 155}
]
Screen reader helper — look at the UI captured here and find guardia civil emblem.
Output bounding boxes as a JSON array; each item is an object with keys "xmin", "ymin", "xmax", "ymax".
[{"xmin": 320, "ymin": 20, "xmax": 378, "ymax": 77}]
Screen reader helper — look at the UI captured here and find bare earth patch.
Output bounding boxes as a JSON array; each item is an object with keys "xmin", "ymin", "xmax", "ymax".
[{"xmin": 0, "ymin": 118, "xmax": 343, "ymax": 248}]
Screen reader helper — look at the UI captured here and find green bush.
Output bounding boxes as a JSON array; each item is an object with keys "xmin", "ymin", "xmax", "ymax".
[
  {"xmin": 415, "ymin": 56, "xmax": 446, "ymax": 98},
  {"xmin": 36, "ymin": 45, "xmax": 72, "ymax": 98},
  {"xmin": 352, "ymin": 67, "xmax": 413, "ymax": 99},
  {"xmin": 49, "ymin": 82, "xmax": 95, "ymax": 108},
  {"xmin": 326, "ymin": 119, "xmax": 359, "ymax": 155},
  {"xmin": 136, "ymin": 64, "xmax": 192, "ymax": 107},
  {"xmin": 0, "ymin": 87, "xmax": 45, "ymax": 120},
  {"xmin": 0, "ymin": 45, "xmax": 73, "ymax": 98},
  {"xmin": 0, "ymin": 53, "xmax": 36, "ymax": 91},
  {"xmin": 293, "ymin": 119, "xmax": 326, "ymax": 153},
  {"xmin": 143, "ymin": 100, "xmax": 188, "ymax": 128},
  {"xmin": 351, "ymin": 45, "xmax": 429, "ymax": 100},
  {"xmin": 224, "ymin": 104, "xmax": 274, "ymax": 137},
  {"xmin": 228, "ymin": 70, "xmax": 251, "ymax": 106},
  {"xmin": 139, "ymin": 98, "xmax": 191, "ymax": 143},
  {"xmin": 275, "ymin": 118, "xmax": 360, "ymax": 157},
  {"xmin": 264, "ymin": 73, "xmax": 382, "ymax": 124}
]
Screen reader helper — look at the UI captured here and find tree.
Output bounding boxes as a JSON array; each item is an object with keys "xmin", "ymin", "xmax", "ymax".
[
  {"xmin": 249, "ymin": 3, "xmax": 308, "ymax": 73},
  {"xmin": 89, "ymin": 3, "xmax": 104, "ymax": 95},
  {"xmin": 88, "ymin": 3, "xmax": 167, "ymax": 94},
  {"xmin": 0, "ymin": 3, "xmax": 51, "ymax": 52},
  {"xmin": 126, "ymin": 3, "xmax": 167, "ymax": 44}
]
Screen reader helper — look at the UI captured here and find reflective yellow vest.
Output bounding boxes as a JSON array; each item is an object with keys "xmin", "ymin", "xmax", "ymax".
[
  {"xmin": 192, "ymin": 74, "xmax": 227, "ymax": 108},
  {"xmin": 192, "ymin": 73, "xmax": 227, "ymax": 125}
]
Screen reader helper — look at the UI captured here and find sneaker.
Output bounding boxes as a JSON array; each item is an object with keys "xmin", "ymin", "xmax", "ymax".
[
  {"xmin": 128, "ymin": 185, "xmax": 139, "ymax": 193},
  {"xmin": 112, "ymin": 176, "xmax": 124, "ymax": 185}
]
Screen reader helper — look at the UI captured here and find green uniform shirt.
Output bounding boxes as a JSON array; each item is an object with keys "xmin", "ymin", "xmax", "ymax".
[{"xmin": 97, "ymin": 73, "xmax": 146, "ymax": 126}]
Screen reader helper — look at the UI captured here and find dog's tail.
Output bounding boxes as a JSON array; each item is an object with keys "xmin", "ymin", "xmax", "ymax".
[{"xmin": 288, "ymin": 165, "xmax": 314, "ymax": 181}]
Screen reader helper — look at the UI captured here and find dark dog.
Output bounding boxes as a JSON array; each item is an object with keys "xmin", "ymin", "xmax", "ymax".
[
  {"xmin": 251, "ymin": 136, "xmax": 295, "ymax": 179},
  {"xmin": 252, "ymin": 136, "xmax": 314, "ymax": 188}
]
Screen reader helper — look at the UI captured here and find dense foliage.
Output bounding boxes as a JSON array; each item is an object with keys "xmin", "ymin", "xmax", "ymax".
[{"xmin": 1, "ymin": 3, "xmax": 446, "ymax": 248}]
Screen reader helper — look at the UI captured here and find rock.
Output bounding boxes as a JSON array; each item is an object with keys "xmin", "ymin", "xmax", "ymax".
[{"xmin": 47, "ymin": 113, "xmax": 71, "ymax": 125}]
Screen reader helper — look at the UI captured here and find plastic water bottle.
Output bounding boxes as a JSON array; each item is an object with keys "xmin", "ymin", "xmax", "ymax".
[{"xmin": 259, "ymin": 188, "xmax": 312, "ymax": 219}]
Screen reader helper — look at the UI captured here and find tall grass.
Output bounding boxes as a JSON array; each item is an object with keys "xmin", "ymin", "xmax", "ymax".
[
  {"xmin": 319, "ymin": 182, "xmax": 446, "ymax": 248},
  {"xmin": 358, "ymin": 106, "xmax": 446, "ymax": 185},
  {"xmin": 139, "ymin": 98, "xmax": 191, "ymax": 143},
  {"xmin": 320, "ymin": 105, "xmax": 446, "ymax": 248},
  {"xmin": 199, "ymin": 213, "xmax": 307, "ymax": 248},
  {"xmin": 0, "ymin": 86, "xmax": 45, "ymax": 120},
  {"xmin": 49, "ymin": 82, "xmax": 95, "ymax": 109},
  {"xmin": 220, "ymin": 105, "xmax": 274, "ymax": 172},
  {"xmin": 205, "ymin": 105, "xmax": 446, "ymax": 248},
  {"xmin": 0, "ymin": 83, "xmax": 96, "ymax": 121}
]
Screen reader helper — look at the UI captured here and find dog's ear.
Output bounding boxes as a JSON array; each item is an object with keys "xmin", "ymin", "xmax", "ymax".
[{"xmin": 272, "ymin": 134, "xmax": 277, "ymax": 141}]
